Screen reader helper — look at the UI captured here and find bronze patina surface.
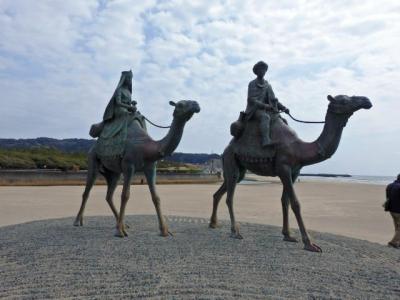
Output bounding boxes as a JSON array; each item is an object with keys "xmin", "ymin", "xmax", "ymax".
[
  {"xmin": 74, "ymin": 71, "xmax": 200, "ymax": 238},
  {"xmin": 210, "ymin": 64, "xmax": 372, "ymax": 253}
]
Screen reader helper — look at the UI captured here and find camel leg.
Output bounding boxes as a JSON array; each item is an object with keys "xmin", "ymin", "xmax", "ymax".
[
  {"xmin": 103, "ymin": 171, "xmax": 121, "ymax": 223},
  {"xmin": 210, "ymin": 148, "xmax": 245, "ymax": 229},
  {"xmin": 144, "ymin": 163, "xmax": 171, "ymax": 237},
  {"xmin": 226, "ymin": 176, "xmax": 241, "ymax": 239},
  {"xmin": 281, "ymin": 171, "xmax": 300, "ymax": 242},
  {"xmin": 209, "ymin": 181, "xmax": 227, "ymax": 228},
  {"xmin": 222, "ymin": 149, "xmax": 242, "ymax": 239},
  {"xmin": 281, "ymin": 190, "xmax": 298, "ymax": 242},
  {"xmin": 115, "ymin": 166, "xmax": 133, "ymax": 238},
  {"xmin": 278, "ymin": 166, "xmax": 321, "ymax": 252},
  {"xmin": 74, "ymin": 151, "xmax": 98, "ymax": 226}
]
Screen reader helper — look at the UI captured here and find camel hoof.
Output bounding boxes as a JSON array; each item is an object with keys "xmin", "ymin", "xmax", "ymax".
[
  {"xmin": 160, "ymin": 230, "xmax": 173, "ymax": 237},
  {"xmin": 209, "ymin": 222, "xmax": 218, "ymax": 229},
  {"xmin": 114, "ymin": 232, "xmax": 125, "ymax": 238},
  {"xmin": 114, "ymin": 229, "xmax": 127, "ymax": 238},
  {"xmin": 230, "ymin": 232, "xmax": 243, "ymax": 240},
  {"xmin": 283, "ymin": 236, "xmax": 298, "ymax": 243},
  {"xmin": 388, "ymin": 242, "xmax": 400, "ymax": 249},
  {"xmin": 73, "ymin": 219, "xmax": 82, "ymax": 227},
  {"xmin": 304, "ymin": 243, "xmax": 322, "ymax": 253}
]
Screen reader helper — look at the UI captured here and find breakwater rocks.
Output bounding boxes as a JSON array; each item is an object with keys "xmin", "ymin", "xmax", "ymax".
[
  {"xmin": 0, "ymin": 215, "xmax": 399, "ymax": 299},
  {"xmin": 0, "ymin": 170, "xmax": 221, "ymax": 186}
]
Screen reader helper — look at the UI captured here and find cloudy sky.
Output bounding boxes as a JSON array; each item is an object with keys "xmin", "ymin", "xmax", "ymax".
[{"xmin": 0, "ymin": 0, "xmax": 399, "ymax": 175}]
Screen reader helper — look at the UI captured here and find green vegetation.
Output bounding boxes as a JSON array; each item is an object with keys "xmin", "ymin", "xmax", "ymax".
[
  {"xmin": 0, "ymin": 148, "xmax": 87, "ymax": 171},
  {"xmin": 157, "ymin": 160, "xmax": 202, "ymax": 174},
  {"xmin": 0, "ymin": 148, "xmax": 203, "ymax": 173}
]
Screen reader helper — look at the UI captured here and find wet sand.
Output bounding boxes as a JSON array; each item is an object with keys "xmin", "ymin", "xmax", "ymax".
[{"xmin": 0, "ymin": 179, "xmax": 392, "ymax": 244}]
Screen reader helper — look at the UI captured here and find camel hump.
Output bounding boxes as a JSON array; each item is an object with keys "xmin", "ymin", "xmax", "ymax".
[{"xmin": 270, "ymin": 117, "xmax": 300, "ymax": 144}]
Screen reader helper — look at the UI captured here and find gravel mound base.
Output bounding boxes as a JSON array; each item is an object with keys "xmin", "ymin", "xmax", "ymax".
[{"xmin": 0, "ymin": 215, "xmax": 399, "ymax": 299}]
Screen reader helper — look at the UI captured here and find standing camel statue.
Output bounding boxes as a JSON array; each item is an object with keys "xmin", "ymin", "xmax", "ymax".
[
  {"xmin": 209, "ymin": 95, "xmax": 372, "ymax": 252},
  {"xmin": 74, "ymin": 100, "xmax": 200, "ymax": 237}
]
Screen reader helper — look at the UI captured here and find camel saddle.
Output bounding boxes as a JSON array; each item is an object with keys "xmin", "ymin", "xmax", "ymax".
[
  {"xmin": 230, "ymin": 111, "xmax": 284, "ymax": 159},
  {"xmin": 91, "ymin": 112, "xmax": 147, "ymax": 158},
  {"xmin": 90, "ymin": 112, "xmax": 147, "ymax": 138}
]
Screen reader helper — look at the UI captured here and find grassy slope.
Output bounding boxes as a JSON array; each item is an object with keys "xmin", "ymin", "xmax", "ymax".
[{"xmin": 0, "ymin": 148, "xmax": 202, "ymax": 173}]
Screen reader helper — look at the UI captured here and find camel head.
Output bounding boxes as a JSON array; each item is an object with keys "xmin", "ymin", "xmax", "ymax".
[
  {"xmin": 327, "ymin": 95, "xmax": 372, "ymax": 116},
  {"xmin": 169, "ymin": 100, "xmax": 201, "ymax": 121}
]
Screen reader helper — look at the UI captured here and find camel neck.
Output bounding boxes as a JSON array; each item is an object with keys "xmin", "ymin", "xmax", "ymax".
[
  {"xmin": 302, "ymin": 110, "xmax": 350, "ymax": 166},
  {"xmin": 158, "ymin": 117, "xmax": 185, "ymax": 157}
]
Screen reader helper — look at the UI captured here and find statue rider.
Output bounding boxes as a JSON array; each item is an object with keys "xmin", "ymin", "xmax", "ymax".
[
  {"xmin": 95, "ymin": 70, "xmax": 146, "ymax": 157},
  {"xmin": 103, "ymin": 70, "xmax": 137, "ymax": 124},
  {"xmin": 245, "ymin": 61, "xmax": 289, "ymax": 147}
]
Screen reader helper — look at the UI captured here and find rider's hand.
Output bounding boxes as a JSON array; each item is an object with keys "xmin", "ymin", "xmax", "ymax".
[{"xmin": 283, "ymin": 108, "xmax": 290, "ymax": 114}]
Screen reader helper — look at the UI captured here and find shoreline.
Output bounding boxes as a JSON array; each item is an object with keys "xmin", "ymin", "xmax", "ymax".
[
  {"xmin": 0, "ymin": 169, "xmax": 221, "ymax": 186},
  {"xmin": 0, "ymin": 169, "xmax": 394, "ymax": 186},
  {"xmin": 0, "ymin": 180, "xmax": 393, "ymax": 245},
  {"xmin": 245, "ymin": 173, "xmax": 393, "ymax": 186}
]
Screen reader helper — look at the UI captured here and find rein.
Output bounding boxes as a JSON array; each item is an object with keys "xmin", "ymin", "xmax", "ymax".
[
  {"xmin": 143, "ymin": 110, "xmax": 326, "ymax": 128},
  {"xmin": 143, "ymin": 116, "xmax": 171, "ymax": 129},
  {"xmin": 284, "ymin": 111, "xmax": 325, "ymax": 124}
]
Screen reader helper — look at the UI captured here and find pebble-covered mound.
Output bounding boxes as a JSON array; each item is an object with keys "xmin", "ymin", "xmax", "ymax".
[{"xmin": 1, "ymin": 215, "xmax": 399, "ymax": 299}]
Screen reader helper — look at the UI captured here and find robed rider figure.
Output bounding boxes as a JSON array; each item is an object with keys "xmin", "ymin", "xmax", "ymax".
[
  {"xmin": 245, "ymin": 61, "xmax": 289, "ymax": 147},
  {"xmin": 94, "ymin": 70, "xmax": 146, "ymax": 157}
]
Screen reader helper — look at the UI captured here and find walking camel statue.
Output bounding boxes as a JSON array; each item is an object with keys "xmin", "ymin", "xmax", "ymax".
[
  {"xmin": 74, "ymin": 100, "xmax": 200, "ymax": 237},
  {"xmin": 209, "ymin": 94, "xmax": 372, "ymax": 252}
]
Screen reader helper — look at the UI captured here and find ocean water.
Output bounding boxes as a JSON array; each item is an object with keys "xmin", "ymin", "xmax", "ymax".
[
  {"xmin": 298, "ymin": 175, "xmax": 394, "ymax": 186},
  {"xmin": 240, "ymin": 174, "xmax": 395, "ymax": 185}
]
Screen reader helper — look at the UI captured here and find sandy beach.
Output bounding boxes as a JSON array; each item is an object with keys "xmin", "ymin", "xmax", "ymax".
[{"xmin": 0, "ymin": 178, "xmax": 392, "ymax": 245}]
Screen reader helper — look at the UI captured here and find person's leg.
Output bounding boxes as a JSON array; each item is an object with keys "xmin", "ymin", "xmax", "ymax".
[
  {"xmin": 393, "ymin": 212, "xmax": 400, "ymax": 246},
  {"xmin": 256, "ymin": 111, "xmax": 272, "ymax": 147},
  {"xmin": 389, "ymin": 212, "xmax": 400, "ymax": 247}
]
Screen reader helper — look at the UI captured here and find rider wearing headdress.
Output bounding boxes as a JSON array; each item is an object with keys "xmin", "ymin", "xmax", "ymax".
[
  {"xmin": 245, "ymin": 61, "xmax": 289, "ymax": 147},
  {"xmin": 96, "ymin": 70, "xmax": 145, "ymax": 157},
  {"xmin": 103, "ymin": 70, "xmax": 136, "ymax": 123}
]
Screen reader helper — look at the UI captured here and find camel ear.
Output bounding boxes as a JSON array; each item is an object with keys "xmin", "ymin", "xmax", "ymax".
[
  {"xmin": 169, "ymin": 101, "xmax": 176, "ymax": 106},
  {"xmin": 327, "ymin": 95, "xmax": 334, "ymax": 102}
]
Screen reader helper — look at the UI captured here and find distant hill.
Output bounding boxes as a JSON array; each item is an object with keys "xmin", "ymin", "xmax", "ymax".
[
  {"xmin": 0, "ymin": 138, "xmax": 95, "ymax": 153},
  {"xmin": 0, "ymin": 138, "xmax": 220, "ymax": 164},
  {"xmin": 165, "ymin": 152, "xmax": 221, "ymax": 164}
]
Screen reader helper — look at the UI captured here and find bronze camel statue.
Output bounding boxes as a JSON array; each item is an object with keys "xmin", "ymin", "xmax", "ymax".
[
  {"xmin": 210, "ymin": 95, "xmax": 372, "ymax": 252},
  {"xmin": 74, "ymin": 100, "xmax": 200, "ymax": 237}
]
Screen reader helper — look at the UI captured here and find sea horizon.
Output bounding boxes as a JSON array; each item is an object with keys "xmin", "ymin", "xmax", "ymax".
[{"xmin": 298, "ymin": 174, "xmax": 394, "ymax": 185}]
